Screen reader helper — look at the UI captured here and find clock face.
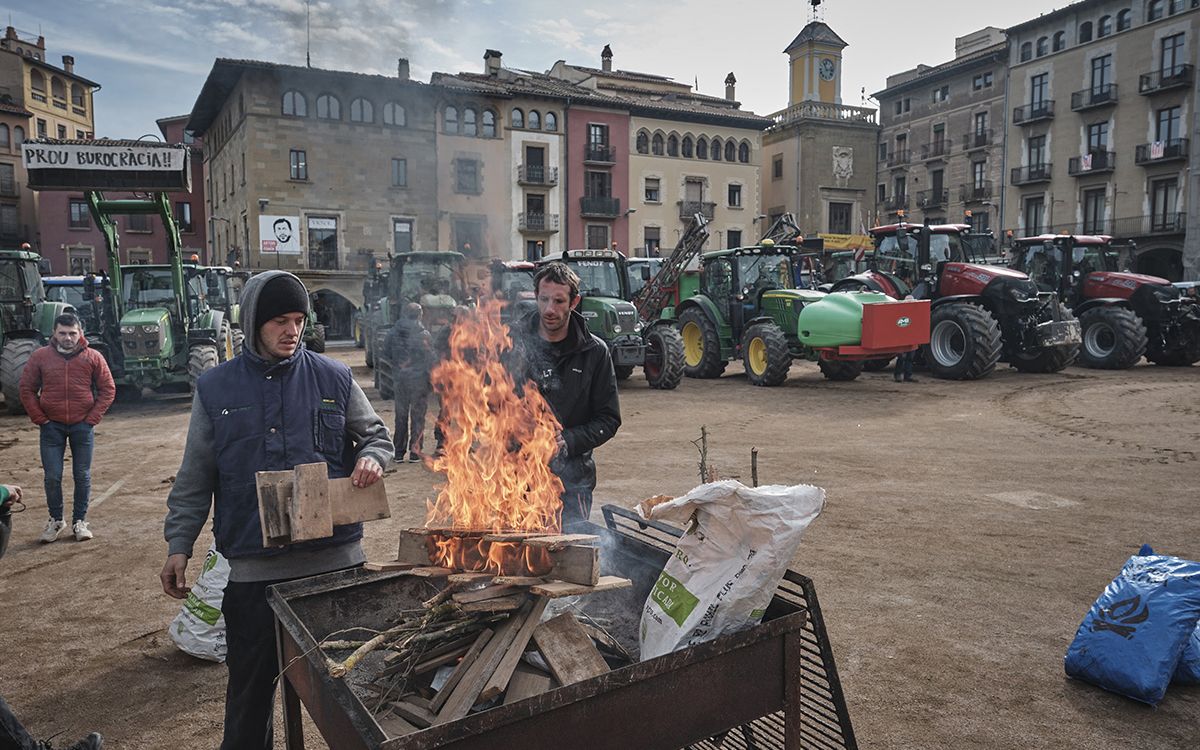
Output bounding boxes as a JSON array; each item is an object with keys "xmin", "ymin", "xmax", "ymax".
[{"xmin": 819, "ymin": 58, "xmax": 836, "ymax": 81}]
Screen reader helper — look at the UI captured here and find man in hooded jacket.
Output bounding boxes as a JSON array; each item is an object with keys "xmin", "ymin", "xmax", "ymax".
[{"xmin": 158, "ymin": 271, "xmax": 392, "ymax": 750}]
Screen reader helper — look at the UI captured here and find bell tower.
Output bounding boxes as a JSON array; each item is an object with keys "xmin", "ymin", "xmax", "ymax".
[{"xmin": 784, "ymin": 13, "xmax": 848, "ymax": 106}]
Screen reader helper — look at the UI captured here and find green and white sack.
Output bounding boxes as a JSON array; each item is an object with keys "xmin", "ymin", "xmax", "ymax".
[
  {"xmin": 638, "ymin": 480, "xmax": 825, "ymax": 660},
  {"xmin": 169, "ymin": 543, "xmax": 230, "ymax": 662}
]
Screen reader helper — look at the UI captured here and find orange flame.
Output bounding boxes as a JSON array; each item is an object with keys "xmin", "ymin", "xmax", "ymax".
[{"xmin": 425, "ymin": 299, "xmax": 563, "ymax": 573}]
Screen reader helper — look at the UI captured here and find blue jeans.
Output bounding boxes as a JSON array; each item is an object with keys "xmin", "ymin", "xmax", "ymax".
[{"xmin": 39, "ymin": 421, "xmax": 94, "ymax": 523}]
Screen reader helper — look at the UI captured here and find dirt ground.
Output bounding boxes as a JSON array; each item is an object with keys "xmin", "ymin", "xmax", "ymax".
[{"xmin": 1, "ymin": 344, "xmax": 1197, "ymax": 749}]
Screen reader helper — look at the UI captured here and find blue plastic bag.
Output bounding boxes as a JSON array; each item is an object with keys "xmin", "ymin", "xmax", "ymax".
[
  {"xmin": 1174, "ymin": 625, "xmax": 1200, "ymax": 685},
  {"xmin": 1064, "ymin": 545, "xmax": 1200, "ymax": 705}
]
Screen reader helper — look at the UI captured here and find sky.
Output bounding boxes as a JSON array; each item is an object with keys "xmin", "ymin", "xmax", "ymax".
[{"xmin": 17, "ymin": 0, "xmax": 1064, "ymax": 138}]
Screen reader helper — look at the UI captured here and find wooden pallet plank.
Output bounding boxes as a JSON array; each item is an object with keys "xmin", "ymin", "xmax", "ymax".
[
  {"xmin": 397, "ymin": 529, "xmax": 435, "ymax": 565},
  {"xmin": 428, "ymin": 627, "xmax": 495, "ymax": 714},
  {"xmin": 401, "ymin": 566, "xmax": 454, "ymax": 579},
  {"xmin": 522, "ymin": 533, "xmax": 599, "ymax": 549},
  {"xmin": 363, "ymin": 560, "xmax": 416, "ymax": 572},
  {"xmin": 388, "ymin": 700, "xmax": 436, "ymax": 729},
  {"xmin": 376, "ymin": 712, "xmax": 418, "ymax": 737},
  {"xmin": 532, "ymin": 613, "xmax": 609, "ymax": 686},
  {"xmin": 329, "ymin": 476, "xmax": 390, "ymax": 525},
  {"xmin": 435, "ymin": 602, "xmax": 531, "ymax": 721},
  {"xmin": 290, "ymin": 462, "xmax": 334, "ymax": 542},
  {"xmin": 459, "ymin": 593, "xmax": 526, "ymax": 613},
  {"xmin": 452, "ymin": 584, "xmax": 515, "ymax": 605},
  {"xmin": 446, "ymin": 572, "xmax": 494, "ymax": 586},
  {"xmin": 530, "ymin": 575, "xmax": 632, "ymax": 599},
  {"xmin": 255, "ymin": 470, "xmax": 294, "ymax": 547},
  {"xmin": 479, "ymin": 596, "xmax": 549, "ymax": 702},
  {"xmin": 502, "ymin": 663, "xmax": 556, "ymax": 705},
  {"xmin": 546, "ymin": 545, "xmax": 600, "ymax": 586},
  {"xmin": 493, "ymin": 575, "xmax": 546, "ymax": 586}
]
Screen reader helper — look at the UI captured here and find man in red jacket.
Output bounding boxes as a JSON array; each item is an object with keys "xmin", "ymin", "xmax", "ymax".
[{"xmin": 18, "ymin": 312, "xmax": 115, "ymax": 543}]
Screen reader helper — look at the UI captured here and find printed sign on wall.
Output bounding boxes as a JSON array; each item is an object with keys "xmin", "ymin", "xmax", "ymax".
[{"xmin": 259, "ymin": 215, "xmax": 302, "ymax": 255}]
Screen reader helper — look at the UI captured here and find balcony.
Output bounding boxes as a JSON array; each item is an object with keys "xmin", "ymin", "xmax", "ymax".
[
  {"xmin": 1148, "ymin": 212, "xmax": 1187, "ymax": 235},
  {"xmin": 518, "ymin": 212, "xmax": 560, "ymax": 233},
  {"xmin": 1012, "ymin": 100, "xmax": 1054, "ymax": 125},
  {"xmin": 885, "ymin": 149, "xmax": 911, "ymax": 167},
  {"xmin": 1135, "ymin": 138, "xmax": 1189, "ymax": 164},
  {"xmin": 920, "ymin": 141, "xmax": 951, "ymax": 161},
  {"xmin": 1071, "ymin": 84, "xmax": 1118, "ymax": 111},
  {"xmin": 1068, "ymin": 151, "xmax": 1116, "ymax": 175},
  {"xmin": 881, "ymin": 194, "xmax": 908, "ymax": 212},
  {"xmin": 958, "ymin": 181, "xmax": 993, "ymax": 203},
  {"xmin": 1011, "ymin": 164, "xmax": 1053, "ymax": 185},
  {"xmin": 580, "ymin": 196, "xmax": 620, "ymax": 218},
  {"xmin": 1139, "ymin": 65, "xmax": 1194, "ymax": 95},
  {"xmin": 678, "ymin": 200, "xmax": 716, "ymax": 220},
  {"xmin": 517, "ymin": 164, "xmax": 559, "ymax": 186},
  {"xmin": 584, "ymin": 145, "xmax": 616, "ymax": 165},
  {"xmin": 916, "ymin": 189, "xmax": 948, "ymax": 209},
  {"xmin": 962, "ymin": 130, "xmax": 993, "ymax": 151},
  {"xmin": 766, "ymin": 101, "xmax": 877, "ymax": 131}
]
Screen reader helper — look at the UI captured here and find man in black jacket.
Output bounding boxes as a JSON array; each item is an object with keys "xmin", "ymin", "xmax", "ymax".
[{"xmin": 511, "ymin": 262, "xmax": 621, "ymax": 530}]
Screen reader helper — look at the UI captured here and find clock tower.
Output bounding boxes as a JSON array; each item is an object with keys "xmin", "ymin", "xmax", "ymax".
[{"xmin": 784, "ymin": 20, "xmax": 848, "ymax": 106}]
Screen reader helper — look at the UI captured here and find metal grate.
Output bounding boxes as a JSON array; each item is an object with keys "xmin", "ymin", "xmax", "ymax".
[{"xmin": 601, "ymin": 504, "xmax": 858, "ymax": 750}]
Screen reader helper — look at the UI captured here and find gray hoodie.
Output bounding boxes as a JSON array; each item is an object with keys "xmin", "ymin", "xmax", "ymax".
[{"xmin": 163, "ymin": 270, "xmax": 393, "ymax": 582}]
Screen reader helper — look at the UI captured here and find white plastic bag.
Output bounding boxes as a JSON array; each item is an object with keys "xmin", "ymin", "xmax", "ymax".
[
  {"xmin": 638, "ymin": 480, "xmax": 825, "ymax": 660},
  {"xmin": 169, "ymin": 543, "xmax": 230, "ymax": 662}
]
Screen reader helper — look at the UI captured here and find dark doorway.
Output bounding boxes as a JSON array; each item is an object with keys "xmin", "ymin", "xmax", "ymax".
[
  {"xmin": 1135, "ymin": 247, "xmax": 1183, "ymax": 281},
  {"xmin": 310, "ymin": 290, "xmax": 356, "ymax": 340}
]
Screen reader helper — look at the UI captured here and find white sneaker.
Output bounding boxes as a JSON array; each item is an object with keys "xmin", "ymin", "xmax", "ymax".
[
  {"xmin": 73, "ymin": 520, "xmax": 94, "ymax": 542},
  {"xmin": 39, "ymin": 518, "xmax": 66, "ymax": 543}
]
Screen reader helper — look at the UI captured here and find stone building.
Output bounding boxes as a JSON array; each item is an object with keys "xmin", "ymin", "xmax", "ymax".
[{"xmin": 0, "ymin": 97, "xmax": 33, "ymax": 247}]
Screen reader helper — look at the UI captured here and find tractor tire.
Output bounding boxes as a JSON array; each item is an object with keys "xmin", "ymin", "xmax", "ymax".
[
  {"xmin": 377, "ymin": 361, "xmax": 394, "ymax": 400},
  {"xmin": 862, "ymin": 357, "xmax": 893, "ymax": 372},
  {"xmin": 1011, "ymin": 302, "xmax": 1080, "ymax": 374},
  {"xmin": 231, "ymin": 327, "xmax": 245, "ymax": 358},
  {"xmin": 678, "ymin": 308, "xmax": 727, "ymax": 379},
  {"xmin": 614, "ymin": 365, "xmax": 635, "ymax": 381},
  {"xmin": 924, "ymin": 303, "xmax": 1001, "ymax": 380},
  {"xmin": 217, "ymin": 319, "xmax": 234, "ymax": 362},
  {"xmin": 0, "ymin": 338, "xmax": 37, "ymax": 415},
  {"xmin": 741, "ymin": 322, "xmax": 791, "ymax": 387},
  {"xmin": 1146, "ymin": 340, "xmax": 1200, "ymax": 367},
  {"xmin": 187, "ymin": 344, "xmax": 219, "ymax": 389},
  {"xmin": 308, "ymin": 323, "xmax": 327, "ymax": 353},
  {"xmin": 365, "ymin": 338, "xmax": 375, "ymax": 368},
  {"xmin": 1077, "ymin": 306, "xmax": 1146, "ymax": 369},
  {"xmin": 643, "ymin": 325, "xmax": 684, "ymax": 390},
  {"xmin": 817, "ymin": 357, "xmax": 863, "ymax": 381}
]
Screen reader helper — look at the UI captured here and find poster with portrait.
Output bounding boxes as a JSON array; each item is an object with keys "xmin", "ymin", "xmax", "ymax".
[{"xmin": 259, "ymin": 215, "xmax": 302, "ymax": 255}]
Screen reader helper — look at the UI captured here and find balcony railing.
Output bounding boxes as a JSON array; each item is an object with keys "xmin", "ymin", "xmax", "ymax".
[
  {"xmin": 958, "ymin": 181, "xmax": 993, "ymax": 203},
  {"xmin": 1071, "ymin": 84, "xmax": 1118, "ymax": 111},
  {"xmin": 518, "ymin": 212, "xmax": 560, "ymax": 232},
  {"xmin": 517, "ymin": 164, "xmax": 559, "ymax": 186},
  {"xmin": 766, "ymin": 101, "xmax": 877, "ymax": 131},
  {"xmin": 1012, "ymin": 100, "xmax": 1054, "ymax": 125},
  {"xmin": 885, "ymin": 149, "xmax": 911, "ymax": 167},
  {"xmin": 1135, "ymin": 138, "xmax": 1189, "ymax": 164},
  {"xmin": 677, "ymin": 200, "xmax": 716, "ymax": 220},
  {"xmin": 882, "ymin": 194, "xmax": 908, "ymax": 212},
  {"xmin": 580, "ymin": 196, "xmax": 620, "ymax": 217},
  {"xmin": 916, "ymin": 189, "xmax": 948, "ymax": 209},
  {"xmin": 1011, "ymin": 164, "xmax": 1053, "ymax": 185},
  {"xmin": 921, "ymin": 141, "xmax": 951, "ymax": 161},
  {"xmin": 1038, "ymin": 214, "xmax": 1188, "ymax": 237},
  {"xmin": 1149, "ymin": 212, "xmax": 1187, "ymax": 234},
  {"xmin": 584, "ymin": 145, "xmax": 616, "ymax": 164},
  {"xmin": 1068, "ymin": 151, "xmax": 1116, "ymax": 175},
  {"xmin": 1139, "ymin": 65, "xmax": 1194, "ymax": 95},
  {"xmin": 962, "ymin": 130, "xmax": 993, "ymax": 151}
]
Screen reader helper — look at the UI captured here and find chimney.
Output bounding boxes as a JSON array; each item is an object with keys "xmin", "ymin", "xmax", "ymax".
[
  {"xmin": 397, "ymin": 57, "xmax": 410, "ymax": 80},
  {"xmin": 601, "ymin": 44, "xmax": 613, "ymax": 72},
  {"xmin": 62, "ymin": 55, "xmax": 75, "ymax": 74},
  {"xmin": 484, "ymin": 49, "xmax": 502, "ymax": 77},
  {"xmin": 724, "ymin": 72, "xmax": 737, "ymax": 101},
  {"xmin": 4, "ymin": 27, "xmax": 15, "ymax": 42}
]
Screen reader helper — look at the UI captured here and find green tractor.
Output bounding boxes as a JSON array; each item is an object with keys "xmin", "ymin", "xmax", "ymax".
[
  {"xmin": 0, "ymin": 247, "xmax": 74, "ymax": 413},
  {"xmin": 672, "ymin": 241, "xmax": 930, "ymax": 386},
  {"xmin": 550, "ymin": 248, "xmax": 685, "ymax": 390},
  {"xmin": 361, "ymin": 262, "xmax": 390, "ymax": 366}
]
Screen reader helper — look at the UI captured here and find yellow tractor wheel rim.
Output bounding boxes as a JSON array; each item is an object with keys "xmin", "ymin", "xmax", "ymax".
[
  {"xmin": 748, "ymin": 336, "xmax": 768, "ymax": 375},
  {"xmin": 225, "ymin": 330, "xmax": 234, "ymax": 360},
  {"xmin": 682, "ymin": 322, "xmax": 704, "ymax": 366}
]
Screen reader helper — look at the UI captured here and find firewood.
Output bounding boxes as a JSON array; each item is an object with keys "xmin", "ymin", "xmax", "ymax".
[
  {"xmin": 545, "ymin": 545, "xmax": 600, "ymax": 586},
  {"xmin": 364, "ymin": 560, "xmax": 415, "ymax": 572},
  {"xmin": 479, "ymin": 597, "xmax": 549, "ymax": 702},
  {"xmin": 290, "ymin": 462, "xmax": 334, "ymax": 542},
  {"xmin": 531, "ymin": 613, "xmax": 609, "ymax": 686},
  {"xmin": 447, "ymin": 572, "xmax": 494, "ymax": 586},
  {"xmin": 493, "ymin": 575, "xmax": 546, "ymax": 586},
  {"xmin": 434, "ymin": 601, "xmax": 532, "ymax": 721},
  {"xmin": 402, "ymin": 566, "xmax": 454, "ymax": 578},
  {"xmin": 327, "ymin": 603, "xmax": 458, "ymax": 678},
  {"xmin": 459, "ymin": 593, "xmax": 526, "ymax": 613},
  {"xmin": 428, "ymin": 628, "xmax": 494, "ymax": 713},
  {"xmin": 389, "ymin": 699, "xmax": 436, "ymax": 729},
  {"xmin": 452, "ymin": 584, "xmax": 515, "ymax": 605},
  {"xmin": 411, "ymin": 643, "xmax": 472, "ymax": 675},
  {"xmin": 530, "ymin": 575, "xmax": 632, "ymax": 599},
  {"xmin": 521, "ymin": 533, "xmax": 599, "ymax": 549},
  {"xmin": 481, "ymin": 531, "xmax": 549, "ymax": 543},
  {"xmin": 397, "ymin": 530, "xmax": 435, "ymax": 565},
  {"xmin": 255, "ymin": 470, "xmax": 294, "ymax": 546},
  {"xmin": 328, "ymin": 476, "xmax": 390, "ymax": 525},
  {"xmin": 376, "ymin": 712, "xmax": 418, "ymax": 737},
  {"xmin": 502, "ymin": 663, "xmax": 556, "ymax": 705}
]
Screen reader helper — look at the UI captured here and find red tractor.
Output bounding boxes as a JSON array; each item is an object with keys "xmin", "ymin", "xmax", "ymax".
[
  {"xmin": 1010, "ymin": 234, "xmax": 1200, "ymax": 368},
  {"xmin": 832, "ymin": 222, "xmax": 1080, "ymax": 379}
]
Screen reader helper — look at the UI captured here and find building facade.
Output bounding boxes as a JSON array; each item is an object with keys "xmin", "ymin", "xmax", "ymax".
[{"xmin": 0, "ymin": 97, "xmax": 33, "ymax": 247}]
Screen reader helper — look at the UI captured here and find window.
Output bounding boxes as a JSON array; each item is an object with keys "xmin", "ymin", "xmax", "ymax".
[
  {"xmin": 636, "ymin": 131, "xmax": 649, "ymax": 154},
  {"xmin": 974, "ymin": 111, "xmax": 989, "ymax": 135},
  {"xmin": 0, "ymin": 164, "xmax": 13, "ymax": 196},
  {"xmin": 1036, "ymin": 36, "xmax": 1048, "ymax": 56},
  {"xmin": 644, "ymin": 177, "xmax": 661, "ymax": 203},
  {"xmin": 481, "ymin": 109, "xmax": 496, "ymax": 137},
  {"xmin": 1148, "ymin": 0, "xmax": 1165, "ymax": 20},
  {"xmin": 393, "ymin": 219, "xmax": 413, "ymax": 253},
  {"xmin": 74, "ymin": 129, "xmax": 85, "ymax": 139},
  {"xmin": 462, "ymin": 108, "xmax": 477, "ymax": 137},
  {"xmin": 511, "ymin": 108, "xmax": 524, "ymax": 129},
  {"xmin": 930, "ymin": 168, "xmax": 945, "ymax": 196},
  {"xmin": 51, "ymin": 76, "xmax": 66, "ymax": 103},
  {"xmin": 588, "ymin": 124, "xmax": 609, "ymax": 149},
  {"xmin": 682, "ymin": 136, "xmax": 694, "ymax": 158},
  {"xmin": 726, "ymin": 230, "xmax": 741, "ymax": 248},
  {"xmin": 710, "ymin": 138, "xmax": 722, "ymax": 161},
  {"xmin": 308, "ymin": 216, "xmax": 339, "ymax": 270},
  {"xmin": 13, "ymin": 127, "xmax": 23, "ymax": 145},
  {"xmin": 544, "ymin": 112, "xmax": 557, "ymax": 132},
  {"xmin": 903, "ymin": 98, "xmax": 911, "ymax": 113},
  {"xmin": 895, "ymin": 100, "xmax": 903, "ymax": 115},
  {"xmin": 1030, "ymin": 73, "xmax": 1049, "ymax": 107},
  {"xmin": 586, "ymin": 225, "xmax": 609, "ymax": 251},
  {"xmin": 667, "ymin": 134, "xmax": 679, "ymax": 157},
  {"xmin": 878, "ymin": 142, "xmax": 889, "ymax": 160},
  {"xmin": 350, "ymin": 97, "xmax": 373, "ymax": 123},
  {"xmin": 968, "ymin": 211, "xmax": 990, "ymax": 233},
  {"xmin": 738, "ymin": 141, "xmax": 750, "ymax": 163},
  {"xmin": 728, "ymin": 183, "xmax": 742, "ymax": 208},
  {"xmin": 30, "ymin": 70, "xmax": 45, "ymax": 101},
  {"xmin": 1117, "ymin": 9, "xmax": 1132, "ymax": 31},
  {"xmin": 444, "ymin": 106, "xmax": 458, "ymax": 134},
  {"xmin": 1091, "ymin": 54, "xmax": 1112, "ymax": 93},
  {"xmin": 1161, "ymin": 33, "xmax": 1185, "ymax": 76},
  {"xmin": 1024, "ymin": 196, "xmax": 1045, "ymax": 234},
  {"xmin": 1082, "ymin": 188, "xmax": 1106, "ymax": 234},
  {"xmin": 585, "ymin": 170, "xmax": 612, "ymax": 198},
  {"xmin": 1079, "ymin": 21, "xmax": 1092, "ymax": 43},
  {"xmin": 877, "ymin": 184, "xmax": 886, "ymax": 204},
  {"xmin": 1087, "ymin": 121, "xmax": 1109, "ymax": 152},
  {"xmin": 57, "ymin": 124, "xmax": 67, "ymax": 139},
  {"xmin": 973, "ymin": 72, "xmax": 994, "ymax": 90},
  {"xmin": 772, "ymin": 154, "xmax": 783, "ymax": 180},
  {"xmin": 289, "ymin": 149, "xmax": 307, "ymax": 180},
  {"xmin": 455, "ymin": 158, "xmax": 480, "ymax": 194},
  {"xmin": 644, "ymin": 226, "xmax": 661, "ymax": 255},
  {"xmin": 828, "ymin": 202, "xmax": 852, "ymax": 234},
  {"xmin": 128, "ymin": 213, "xmax": 150, "ymax": 233},
  {"xmin": 893, "ymin": 175, "xmax": 906, "ymax": 201},
  {"xmin": 0, "ymin": 124, "xmax": 7, "ymax": 149},
  {"xmin": 932, "ymin": 123, "xmax": 946, "ymax": 147},
  {"xmin": 931, "ymin": 85, "xmax": 949, "ymax": 102},
  {"xmin": 1156, "ymin": 105, "xmax": 1181, "ymax": 142},
  {"xmin": 1053, "ymin": 30, "xmax": 1066, "ymax": 51},
  {"xmin": 1028, "ymin": 135, "xmax": 1047, "ymax": 167},
  {"xmin": 68, "ymin": 248, "xmax": 93, "ymax": 274},
  {"xmin": 0, "ymin": 204, "xmax": 17, "ymax": 239},
  {"xmin": 1098, "ymin": 16, "xmax": 1112, "ymax": 37},
  {"xmin": 1020, "ymin": 42, "xmax": 1033, "ymax": 61},
  {"xmin": 383, "ymin": 102, "xmax": 406, "ymax": 127},
  {"xmin": 1170, "ymin": 0, "xmax": 1186, "ymax": 13},
  {"xmin": 391, "ymin": 158, "xmax": 407, "ymax": 188},
  {"xmin": 175, "ymin": 202, "xmax": 193, "ymax": 233},
  {"xmin": 724, "ymin": 141, "xmax": 736, "ymax": 162},
  {"xmin": 527, "ymin": 110, "xmax": 540, "ymax": 130},
  {"xmin": 1150, "ymin": 178, "xmax": 1178, "ymax": 231},
  {"xmin": 315, "ymin": 94, "xmax": 340, "ymax": 119},
  {"xmin": 697, "ymin": 137, "xmax": 708, "ymax": 160},
  {"xmin": 652, "ymin": 132, "xmax": 664, "ymax": 155},
  {"xmin": 972, "ymin": 161, "xmax": 986, "ymax": 189}
]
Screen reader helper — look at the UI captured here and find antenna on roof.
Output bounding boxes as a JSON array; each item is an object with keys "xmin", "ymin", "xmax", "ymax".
[{"xmin": 305, "ymin": 0, "xmax": 311, "ymax": 68}]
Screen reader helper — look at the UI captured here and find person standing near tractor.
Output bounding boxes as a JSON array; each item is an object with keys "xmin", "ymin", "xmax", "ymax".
[
  {"xmin": 386, "ymin": 302, "xmax": 434, "ymax": 462},
  {"xmin": 158, "ymin": 271, "xmax": 392, "ymax": 750},
  {"xmin": 18, "ymin": 312, "xmax": 115, "ymax": 543}
]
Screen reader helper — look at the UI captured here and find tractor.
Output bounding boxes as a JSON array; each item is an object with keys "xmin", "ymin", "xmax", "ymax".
[
  {"xmin": 672, "ymin": 240, "xmax": 930, "ymax": 386},
  {"xmin": 488, "ymin": 259, "xmax": 537, "ymax": 326},
  {"xmin": 1011, "ymin": 234, "xmax": 1200, "ymax": 368},
  {"xmin": 832, "ymin": 222, "xmax": 1081, "ymax": 380},
  {"xmin": 0, "ymin": 247, "xmax": 74, "ymax": 413},
  {"xmin": 361, "ymin": 262, "xmax": 390, "ymax": 365}
]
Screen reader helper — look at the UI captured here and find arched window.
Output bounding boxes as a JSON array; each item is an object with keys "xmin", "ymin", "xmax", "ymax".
[
  {"xmin": 383, "ymin": 102, "xmax": 406, "ymax": 126},
  {"xmin": 1116, "ymin": 9, "xmax": 1132, "ymax": 31},
  {"xmin": 13, "ymin": 126, "xmax": 24, "ymax": 145},
  {"xmin": 1019, "ymin": 42, "xmax": 1033, "ymax": 62},
  {"xmin": 544, "ymin": 112, "xmax": 558, "ymax": 131},
  {"xmin": 51, "ymin": 76, "xmax": 66, "ymax": 101},
  {"xmin": 725, "ymin": 140, "xmax": 736, "ymax": 162},
  {"xmin": 1097, "ymin": 15, "xmax": 1112, "ymax": 37},
  {"xmin": 1052, "ymin": 31, "xmax": 1066, "ymax": 51},
  {"xmin": 482, "ymin": 109, "xmax": 497, "ymax": 137},
  {"xmin": 1078, "ymin": 21, "xmax": 1093, "ymax": 43},
  {"xmin": 511, "ymin": 108, "xmax": 524, "ymax": 129},
  {"xmin": 463, "ymin": 108, "xmax": 477, "ymax": 137},
  {"xmin": 30, "ymin": 70, "xmax": 45, "ymax": 97},
  {"xmin": 1036, "ymin": 37, "xmax": 1048, "ymax": 56},
  {"xmin": 667, "ymin": 134, "xmax": 679, "ymax": 156},
  {"xmin": 71, "ymin": 83, "xmax": 85, "ymax": 109},
  {"xmin": 281, "ymin": 90, "xmax": 307, "ymax": 116},
  {"xmin": 682, "ymin": 136, "xmax": 694, "ymax": 158},
  {"xmin": 527, "ymin": 110, "xmax": 540, "ymax": 130},
  {"xmin": 0, "ymin": 124, "xmax": 8, "ymax": 149},
  {"xmin": 710, "ymin": 138, "xmax": 722, "ymax": 161},
  {"xmin": 316, "ymin": 94, "xmax": 340, "ymax": 119},
  {"xmin": 738, "ymin": 141, "xmax": 751, "ymax": 163},
  {"xmin": 1148, "ymin": 0, "xmax": 1165, "ymax": 20},
  {"xmin": 636, "ymin": 130, "xmax": 649, "ymax": 154},
  {"xmin": 697, "ymin": 137, "xmax": 709, "ymax": 159},
  {"xmin": 651, "ymin": 132, "xmax": 664, "ymax": 155},
  {"xmin": 350, "ymin": 97, "xmax": 374, "ymax": 123},
  {"xmin": 444, "ymin": 106, "xmax": 459, "ymax": 134}
]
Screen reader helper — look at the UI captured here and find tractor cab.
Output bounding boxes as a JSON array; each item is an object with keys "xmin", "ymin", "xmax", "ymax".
[
  {"xmin": 1, "ymin": 248, "xmax": 75, "ymax": 412},
  {"xmin": 387, "ymin": 250, "xmax": 470, "ymax": 335},
  {"xmin": 0, "ymin": 249, "xmax": 47, "ymax": 332},
  {"xmin": 1010, "ymin": 234, "xmax": 1140, "ymax": 305},
  {"xmin": 488, "ymin": 259, "xmax": 537, "ymax": 324},
  {"xmin": 699, "ymin": 243, "xmax": 800, "ymax": 334}
]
